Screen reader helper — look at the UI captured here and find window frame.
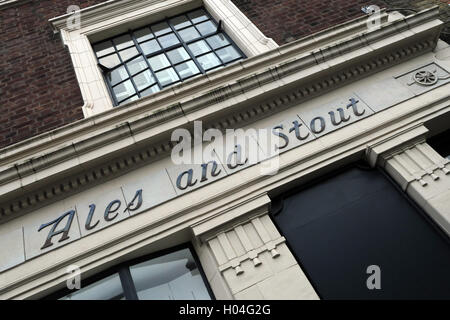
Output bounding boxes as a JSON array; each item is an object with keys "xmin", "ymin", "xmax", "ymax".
[
  {"xmin": 50, "ymin": 0, "xmax": 278, "ymax": 117},
  {"xmin": 44, "ymin": 243, "xmax": 215, "ymax": 300},
  {"xmin": 93, "ymin": 7, "xmax": 246, "ymax": 106}
]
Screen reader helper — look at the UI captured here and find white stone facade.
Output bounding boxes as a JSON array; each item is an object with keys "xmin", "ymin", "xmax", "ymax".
[{"xmin": 0, "ymin": 5, "xmax": 449, "ymax": 299}]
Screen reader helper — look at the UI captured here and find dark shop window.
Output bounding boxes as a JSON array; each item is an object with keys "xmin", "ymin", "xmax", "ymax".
[
  {"xmin": 428, "ymin": 129, "xmax": 450, "ymax": 160},
  {"xmin": 272, "ymin": 164, "xmax": 450, "ymax": 299},
  {"xmin": 93, "ymin": 7, "xmax": 245, "ymax": 106},
  {"xmin": 47, "ymin": 245, "xmax": 213, "ymax": 300}
]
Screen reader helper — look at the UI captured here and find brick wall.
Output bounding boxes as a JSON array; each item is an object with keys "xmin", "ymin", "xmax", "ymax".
[
  {"xmin": 1, "ymin": 0, "xmax": 449, "ymax": 149},
  {"xmin": 231, "ymin": 0, "xmax": 387, "ymax": 44},
  {"xmin": 0, "ymin": 0, "xmax": 105, "ymax": 149}
]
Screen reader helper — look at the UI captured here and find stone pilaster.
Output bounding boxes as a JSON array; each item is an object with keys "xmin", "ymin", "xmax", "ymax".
[
  {"xmin": 192, "ymin": 203, "xmax": 319, "ymax": 299},
  {"xmin": 381, "ymin": 141, "xmax": 450, "ymax": 235}
]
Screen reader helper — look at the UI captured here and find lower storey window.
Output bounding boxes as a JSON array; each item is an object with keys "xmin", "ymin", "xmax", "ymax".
[
  {"xmin": 93, "ymin": 7, "xmax": 245, "ymax": 106},
  {"xmin": 272, "ymin": 164, "xmax": 450, "ymax": 299},
  {"xmin": 54, "ymin": 245, "xmax": 213, "ymax": 300}
]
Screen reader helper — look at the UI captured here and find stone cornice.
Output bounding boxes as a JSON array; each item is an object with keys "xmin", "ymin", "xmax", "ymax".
[
  {"xmin": 49, "ymin": 0, "xmax": 195, "ymax": 33},
  {"xmin": 0, "ymin": 7, "xmax": 444, "ymax": 222}
]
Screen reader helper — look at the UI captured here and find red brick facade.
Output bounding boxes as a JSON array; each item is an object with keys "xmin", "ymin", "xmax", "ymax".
[
  {"xmin": 0, "ymin": 0, "xmax": 104, "ymax": 148},
  {"xmin": 1, "ymin": 0, "xmax": 448, "ymax": 149}
]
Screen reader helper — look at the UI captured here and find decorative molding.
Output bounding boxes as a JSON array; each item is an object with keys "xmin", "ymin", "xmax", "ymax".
[
  {"xmin": 0, "ymin": 7, "xmax": 444, "ymax": 221},
  {"xmin": 206, "ymin": 215, "xmax": 283, "ymax": 276},
  {"xmin": 384, "ymin": 141, "xmax": 450, "ymax": 188}
]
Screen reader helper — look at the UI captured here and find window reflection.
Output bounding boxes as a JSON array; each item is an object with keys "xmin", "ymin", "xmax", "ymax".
[
  {"xmin": 92, "ymin": 7, "xmax": 245, "ymax": 106},
  {"xmin": 130, "ymin": 248, "xmax": 211, "ymax": 300},
  {"xmin": 60, "ymin": 273, "xmax": 125, "ymax": 300},
  {"xmin": 57, "ymin": 247, "xmax": 211, "ymax": 300}
]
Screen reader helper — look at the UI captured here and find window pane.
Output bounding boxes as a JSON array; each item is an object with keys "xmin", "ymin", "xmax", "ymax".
[
  {"xmin": 140, "ymin": 39, "xmax": 161, "ymax": 55},
  {"xmin": 166, "ymin": 47, "xmax": 190, "ymax": 64},
  {"xmin": 216, "ymin": 45, "xmax": 241, "ymax": 63},
  {"xmin": 126, "ymin": 56, "xmax": 148, "ymax": 75},
  {"xmin": 178, "ymin": 26, "xmax": 201, "ymax": 42},
  {"xmin": 188, "ymin": 9, "xmax": 208, "ymax": 24},
  {"xmin": 60, "ymin": 273, "xmax": 124, "ymax": 300},
  {"xmin": 114, "ymin": 34, "xmax": 134, "ymax": 50},
  {"xmin": 119, "ymin": 47, "xmax": 139, "ymax": 62},
  {"xmin": 206, "ymin": 33, "xmax": 230, "ymax": 49},
  {"xmin": 188, "ymin": 40, "xmax": 211, "ymax": 56},
  {"xmin": 176, "ymin": 61, "xmax": 200, "ymax": 79},
  {"xmin": 196, "ymin": 20, "xmax": 216, "ymax": 36},
  {"xmin": 99, "ymin": 53, "xmax": 121, "ymax": 69},
  {"xmin": 134, "ymin": 27, "xmax": 153, "ymax": 42},
  {"xmin": 141, "ymin": 84, "xmax": 160, "ymax": 97},
  {"xmin": 170, "ymin": 15, "xmax": 192, "ymax": 30},
  {"xmin": 148, "ymin": 54, "xmax": 170, "ymax": 71},
  {"xmin": 129, "ymin": 248, "xmax": 211, "ymax": 300},
  {"xmin": 156, "ymin": 68, "xmax": 179, "ymax": 86},
  {"xmin": 197, "ymin": 52, "xmax": 221, "ymax": 70},
  {"xmin": 113, "ymin": 80, "xmax": 136, "ymax": 102},
  {"xmin": 107, "ymin": 66, "xmax": 129, "ymax": 86},
  {"xmin": 152, "ymin": 22, "xmax": 171, "ymax": 36},
  {"xmin": 133, "ymin": 70, "xmax": 156, "ymax": 90},
  {"xmin": 158, "ymin": 33, "xmax": 180, "ymax": 48},
  {"xmin": 94, "ymin": 41, "xmax": 115, "ymax": 58}
]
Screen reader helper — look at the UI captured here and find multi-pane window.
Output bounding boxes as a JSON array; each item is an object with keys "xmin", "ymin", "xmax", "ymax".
[
  {"xmin": 93, "ymin": 7, "xmax": 245, "ymax": 106},
  {"xmin": 51, "ymin": 246, "xmax": 213, "ymax": 300}
]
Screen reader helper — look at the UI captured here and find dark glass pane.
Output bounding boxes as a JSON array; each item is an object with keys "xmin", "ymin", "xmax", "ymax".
[
  {"xmin": 188, "ymin": 9, "xmax": 208, "ymax": 24},
  {"xmin": 206, "ymin": 33, "xmax": 230, "ymax": 49},
  {"xmin": 126, "ymin": 56, "xmax": 148, "ymax": 75},
  {"xmin": 113, "ymin": 80, "xmax": 136, "ymax": 102},
  {"xmin": 170, "ymin": 15, "xmax": 192, "ymax": 30},
  {"xmin": 119, "ymin": 47, "xmax": 139, "ymax": 62},
  {"xmin": 176, "ymin": 61, "xmax": 200, "ymax": 79},
  {"xmin": 274, "ymin": 167, "xmax": 450, "ymax": 299},
  {"xmin": 107, "ymin": 65, "xmax": 129, "ymax": 86},
  {"xmin": 133, "ymin": 70, "xmax": 156, "ymax": 90},
  {"xmin": 134, "ymin": 27, "xmax": 154, "ymax": 42},
  {"xmin": 166, "ymin": 47, "xmax": 190, "ymax": 64},
  {"xmin": 148, "ymin": 53, "xmax": 170, "ymax": 71},
  {"xmin": 152, "ymin": 22, "xmax": 171, "ymax": 36},
  {"xmin": 140, "ymin": 39, "xmax": 161, "ymax": 55},
  {"xmin": 196, "ymin": 21, "xmax": 216, "ymax": 36},
  {"xmin": 113, "ymin": 34, "xmax": 134, "ymax": 50},
  {"xmin": 99, "ymin": 53, "xmax": 121, "ymax": 69},
  {"xmin": 188, "ymin": 40, "xmax": 211, "ymax": 56},
  {"xmin": 158, "ymin": 33, "xmax": 180, "ymax": 48},
  {"xmin": 59, "ymin": 273, "xmax": 125, "ymax": 300},
  {"xmin": 94, "ymin": 41, "xmax": 115, "ymax": 58},
  {"xmin": 197, "ymin": 52, "xmax": 221, "ymax": 70},
  {"xmin": 156, "ymin": 68, "xmax": 179, "ymax": 86},
  {"xmin": 178, "ymin": 26, "xmax": 201, "ymax": 42},
  {"xmin": 129, "ymin": 248, "xmax": 211, "ymax": 300},
  {"xmin": 215, "ymin": 45, "xmax": 241, "ymax": 63}
]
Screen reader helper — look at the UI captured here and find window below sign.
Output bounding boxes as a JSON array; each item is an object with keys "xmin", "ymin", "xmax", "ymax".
[
  {"xmin": 48, "ymin": 245, "xmax": 213, "ymax": 300},
  {"xmin": 93, "ymin": 7, "xmax": 245, "ymax": 106}
]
